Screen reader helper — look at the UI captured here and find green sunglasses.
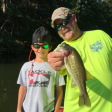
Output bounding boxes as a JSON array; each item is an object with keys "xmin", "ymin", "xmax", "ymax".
[
  {"xmin": 33, "ymin": 44, "xmax": 49, "ymax": 49},
  {"xmin": 55, "ymin": 15, "xmax": 72, "ymax": 31}
]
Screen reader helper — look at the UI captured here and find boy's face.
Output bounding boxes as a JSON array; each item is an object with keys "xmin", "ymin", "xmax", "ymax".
[{"xmin": 31, "ymin": 43, "xmax": 52, "ymax": 59}]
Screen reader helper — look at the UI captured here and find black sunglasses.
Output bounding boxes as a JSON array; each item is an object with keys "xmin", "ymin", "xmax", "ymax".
[
  {"xmin": 55, "ymin": 15, "xmax": 72, "ymax": 31},
  {"xmin": 33, "ymin": 44, "xmax": 49, "ymax": 49}
]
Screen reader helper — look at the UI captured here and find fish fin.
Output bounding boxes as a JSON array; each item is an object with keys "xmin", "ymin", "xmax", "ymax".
[
  {"xmin": 71, "ymin": 78, "xmax": 76, "ymax": 88},
  {"xmin": 84, "ymin": 95, "xmax": 91, "ymax": 107},
  {"xmin": 86, "ymin": 70, "xmax": 93, "ymax": 80},
  {"xmin": 71, "ymin": 82, "xmax": 76, "ymax": 88},
  {"xmin": 79, "ymin": 95, "xmax": 91, "ymax": 107},
  {"xmin": 79, "ymin": 95, "xmax": 85, "ymax": 107},
  {"xmin": 60, "ymin": 65, "xmax": 66, "ymax": 70}
]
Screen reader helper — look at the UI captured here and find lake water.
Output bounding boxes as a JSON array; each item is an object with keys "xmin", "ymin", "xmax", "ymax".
[{"xmin": 0, "ymin": 55, "xmax": 27, "ymax": 112}]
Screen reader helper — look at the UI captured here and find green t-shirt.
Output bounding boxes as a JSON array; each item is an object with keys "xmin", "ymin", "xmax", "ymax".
[{"xmin": 59, "ymin": 30, "xmax": 112, "ymax": 112}]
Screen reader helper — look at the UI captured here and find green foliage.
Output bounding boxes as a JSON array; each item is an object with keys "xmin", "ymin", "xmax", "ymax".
[
  {"xmin": 0, "ymin": 0, "xmax": 112, "ymax": 55},
  {"xmin": 77, "ymin": 0, "xmax": 112, "ymax": 36}
]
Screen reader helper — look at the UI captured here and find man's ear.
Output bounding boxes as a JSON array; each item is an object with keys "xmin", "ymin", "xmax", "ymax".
[{"xmin": 72, "ymin": 14, "xmax": 77, "ymax": 23}]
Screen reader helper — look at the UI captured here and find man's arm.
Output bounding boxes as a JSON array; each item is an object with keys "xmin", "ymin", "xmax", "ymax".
[
  {"xmin": 54, "ymin": 86, "xmax": 63, "ymax": 112},
  {"xmin": 16, "ymin": 85, "xmax": 27, "ymax": 112}
]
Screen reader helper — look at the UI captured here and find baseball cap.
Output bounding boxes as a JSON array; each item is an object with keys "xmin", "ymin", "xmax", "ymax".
[
  {"xmin": 32, "ymin": 26, "xmax": 52, "ymax": 44},
  {"xmin": 51, "ymin": 7, "xmax": 72, "ymax": 28}
]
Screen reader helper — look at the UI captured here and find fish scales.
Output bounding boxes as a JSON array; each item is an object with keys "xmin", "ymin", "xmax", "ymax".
[
  {"xmin": 65, "ymin": 48, "xmax": 87, "ymax": 96},
  {"xmin": 66, "ymin": 51, "xmax": 86, "ymax": 89},
  {"xmin": 56, "ymin": 43, "xmax": 91, "ymax": 107}
]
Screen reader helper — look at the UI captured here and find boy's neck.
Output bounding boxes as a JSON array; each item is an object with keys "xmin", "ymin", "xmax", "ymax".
[{"xmin": 34, "ymin": 58, "xmax": 48, "ymax": 63}]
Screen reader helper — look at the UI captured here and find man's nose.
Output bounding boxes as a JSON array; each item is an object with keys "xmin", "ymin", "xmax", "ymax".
[{"xmin": 61, "ymin": 26, "xmax": 66, "ymax": 30}]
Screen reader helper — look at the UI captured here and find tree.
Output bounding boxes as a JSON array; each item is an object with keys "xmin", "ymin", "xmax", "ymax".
[{"xmin": 0, "ymin": 0, "xmax": 112, "ymax": 55}]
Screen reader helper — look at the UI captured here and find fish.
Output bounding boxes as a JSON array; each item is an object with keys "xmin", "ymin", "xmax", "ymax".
[{"xmin": 56, "ymin": 43, "xmax": 91, "ymax": 107}]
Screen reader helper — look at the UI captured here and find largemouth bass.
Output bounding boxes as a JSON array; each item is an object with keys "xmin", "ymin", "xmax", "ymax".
[{"xmin": 56, "ymin": 43, "xmax": 91, "ymax": 107}]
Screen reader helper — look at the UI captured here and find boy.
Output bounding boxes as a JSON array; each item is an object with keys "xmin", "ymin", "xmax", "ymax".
[{"xmin": 16, "ymin": 26, "xmax": 65, "ymax": 112}]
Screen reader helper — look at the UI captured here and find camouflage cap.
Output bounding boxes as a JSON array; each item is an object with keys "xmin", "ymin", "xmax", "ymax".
[{"xmin": 51, "ymin": 7, "xmax": 72, "ymax": 28}]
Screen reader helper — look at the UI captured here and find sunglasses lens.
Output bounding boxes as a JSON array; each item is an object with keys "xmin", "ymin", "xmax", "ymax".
[
  {"xmin": 56, "ymin": 18, "xmax": 70, "ymax": 31},
  {"xmin": 62, "ymin": 20, "xmax": 69, "ymax": 26},
  {"xmin": 56, "ymin": 25, "xmax": 62, "ymax": 31},
  {"xmin": 34, "ymin": 44, "xmax": 49, "ymax": 49},
  {"xmin": 43, "ymin": 44, "xmax": 49, "ymax": 49},
  {"xmin": 34, "ymin": 44, "xmax": 39, "ymax": 48}
]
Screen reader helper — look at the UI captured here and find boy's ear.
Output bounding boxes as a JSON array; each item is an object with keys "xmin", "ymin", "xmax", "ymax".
[
  {"xmin": 49, "ymin": 46, "xmax": 52, "ymax": 52},
  {"xmin": 31, "ymin": 45, "xmax": 34, "ymax": 50}
]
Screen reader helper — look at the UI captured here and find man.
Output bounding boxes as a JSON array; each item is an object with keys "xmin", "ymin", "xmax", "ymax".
[
  {"xmin": 48, "ymin": 7, "xmax": 112, "ymax": 112},
  {"xmin": 16, "ymin": 26, "xmax": 65, "ymax": 112}
]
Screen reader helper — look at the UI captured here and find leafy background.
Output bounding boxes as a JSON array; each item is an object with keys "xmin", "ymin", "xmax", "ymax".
[
  {"xmin": 0, "ymin": 0, "xmax": 112, "ymax": 111},
  {"xmin": 0, "ymin": 0, "xmax": 112, "ymax": 56}
]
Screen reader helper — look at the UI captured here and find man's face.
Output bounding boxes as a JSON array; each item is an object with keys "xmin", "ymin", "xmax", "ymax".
[{"xmin": 54, "ymin": 14, "xmax": 80, "ymax": 41}]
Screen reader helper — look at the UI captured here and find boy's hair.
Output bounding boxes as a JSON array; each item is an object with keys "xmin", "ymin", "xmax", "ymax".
[{"xmin": 32, "ymin": 26, "xmax": 52, "ymax": 45}]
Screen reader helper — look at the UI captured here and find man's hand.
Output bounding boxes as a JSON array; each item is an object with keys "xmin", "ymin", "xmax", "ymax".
[{"xmin": 47, "ymin": 51, "xmax": 64, "ymax": 71}]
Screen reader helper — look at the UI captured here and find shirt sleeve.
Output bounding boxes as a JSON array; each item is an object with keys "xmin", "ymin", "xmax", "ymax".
[
  {"xmin": 101, "ymin": 30, "xmax": 112, "ymax": 61},
  {"xmin": 101, "ymin": 30, "xmax": 112, "ymax": 49},
  {"xmin": 17, "ymin": 63, "xmax": 27, "ymax": 86}
]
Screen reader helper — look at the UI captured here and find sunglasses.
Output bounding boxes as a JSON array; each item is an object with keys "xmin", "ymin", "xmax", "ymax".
[
  {"xmin": 33, "ymin": 44, "xmax": 49, "ymax": 49},
  {"xmin": 55, "ymin": 15, "xmax": 72, "ymax": 31}
]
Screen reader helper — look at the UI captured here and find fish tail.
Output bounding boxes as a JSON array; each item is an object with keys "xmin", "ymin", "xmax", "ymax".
[
  {"xmin": 79, "ymin": 95, "xmax": 91, "ymax": 107},
  {"xmin": 84, "ymin": 95, "xmax": 91, "ymax": 107}
]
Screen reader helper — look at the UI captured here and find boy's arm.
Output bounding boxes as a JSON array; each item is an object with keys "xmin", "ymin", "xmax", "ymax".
[
  {"xmin": 17, "ymin": 85, "xmax": 27, "ymax": 112},
  {"xmin": 54, "ymin": 86, "xmax": 63, "ymax": 112}
]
